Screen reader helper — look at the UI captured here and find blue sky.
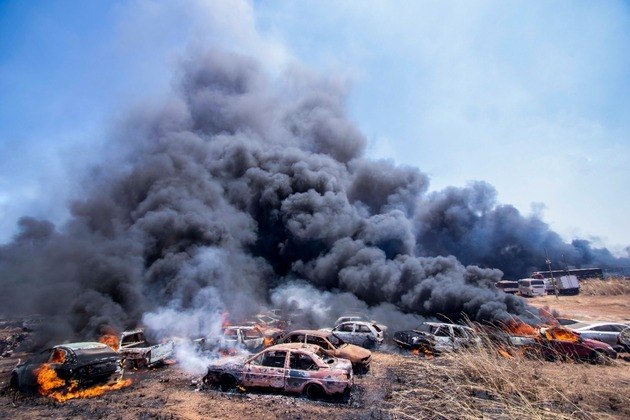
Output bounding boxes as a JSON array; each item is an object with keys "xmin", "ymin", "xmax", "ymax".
[{"xmin": 1, "ymin": 0, "xmax": 628, "ymax": 252}]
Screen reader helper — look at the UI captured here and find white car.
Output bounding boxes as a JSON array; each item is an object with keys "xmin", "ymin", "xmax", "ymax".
[
  {"xmin": 328, "ymin": 321, "xmax": 385, "ymax": 349},
  {"xmin": 569, "ymin": 322, "xmax": 630, "ymax": 352}
]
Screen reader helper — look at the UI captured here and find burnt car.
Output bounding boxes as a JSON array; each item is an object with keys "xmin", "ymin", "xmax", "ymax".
[
  {"xmin": 10, "ymin": 342, "xmax": 121, "ymax": 393},
  {"xmin": 118, "ymin": 329, "xmax": 174, "ymax": 368},
  {"xmin": 326, "ymin": 321, "xmax": 384, "ymax": 349},
  {"xmin": 197, "ymin": 325, "xmax": 284, "ymax": 353},
  {"xmin": 202, "ymin": 343, "xmax": 353, "ymax": 399},
  {"xmin": 393, "ymin": 322, "xmax": 479, "ymax": 354},
  {"xmin": 281, "ymin": 330, "xmax": 372, "ymax": 373},
  {"xmin": 536, "ymin": 327, "xmax": 617, "ymax": 362}
]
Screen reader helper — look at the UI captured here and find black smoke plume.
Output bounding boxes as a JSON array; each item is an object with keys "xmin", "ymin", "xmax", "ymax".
[{"xmin": 0, "ymin": 50, "xmax": 627, "ymax": 343}]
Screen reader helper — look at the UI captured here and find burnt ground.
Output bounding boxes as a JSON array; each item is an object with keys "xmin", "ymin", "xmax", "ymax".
[{"xmin": 1, "ymin": 295, "xmax": 629, "ymax": 419}]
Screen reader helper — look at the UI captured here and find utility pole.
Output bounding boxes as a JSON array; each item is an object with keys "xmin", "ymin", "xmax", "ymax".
[{"xmin": 545, "ymin": 249, "xmax": 559, "ymax": 299}]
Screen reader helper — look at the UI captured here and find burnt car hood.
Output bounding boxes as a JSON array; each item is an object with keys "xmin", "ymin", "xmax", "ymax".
[
  {"xmin": 334, "ymin": 344, "xmax": 371, "ymax": 362},
  {"xmin": 206, "ymin": 355, "xmax": 248, "ymax": 371}
]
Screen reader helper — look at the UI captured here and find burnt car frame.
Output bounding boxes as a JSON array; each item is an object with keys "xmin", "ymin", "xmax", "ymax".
[
  {"xmin": 393, "ymin": 322, "xmax": 480, "ymax": 354},
  {"xmin": 281, "ymin": 330, "xmax": 372, "ymax": 373},
  {"xmin": 197, "ymin": 325, "xmax": 284, "ymax": 353},
  {"xmin": 327, "ymin": 321, "xmax": 384, "ymax": 349},
  {"xmin": 202, "ymin": 343, "xmax": 353, "ymax": 399},
  {"xmin": 10, "ymin": 342, "xmax": 121, "ymax": 393}
]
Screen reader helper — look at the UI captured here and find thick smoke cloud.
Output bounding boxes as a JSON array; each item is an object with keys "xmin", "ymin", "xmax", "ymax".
[
  {"xmin": 415, "ymin": 181, "xmax": 630, "ymax": 278},
  {"xmin": 0, "ymin": 49, "xmax": 627, "ymax": 343}
]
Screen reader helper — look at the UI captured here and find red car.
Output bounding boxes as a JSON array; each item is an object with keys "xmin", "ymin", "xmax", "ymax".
[{"xmin": 536, "ymin": 327, "xmax": 617, "ymax": 362}]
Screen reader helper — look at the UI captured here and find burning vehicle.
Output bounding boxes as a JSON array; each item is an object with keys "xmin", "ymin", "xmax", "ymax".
[
  {"xmin": 196, "ymin": 325, "xmax": 284, "ymax": 353},
  {"xmin": 202, "ymin": 343, "xmax": 353, "ymax": 399},
  {"xmin": 10, "ymin": 342, "xmax": 122, "ymax": 395},
  {"xmin": 499, "ymin": 323, "xmax": 618, "ymax": 363},
  {"xmin": 536, "ymin": 327, "xmax": 617, "ymax": 362},
  {"xmin": 393, "ymin": 322, "xmax": 480, "ymax": 355},
  {"xmin": 117, "ymin": 329, "xmax": 174, "ymax": 368},
  {"xmin": 324, "ymin": 321, "xmax": 384, "ymax": 349},
  {"xmin": 281, "ymin": 330, "xmax": 372, "ymax": 373},
  {"xmin": 255, "ymin": 310, "xmax": 292, "ymax": 330}
]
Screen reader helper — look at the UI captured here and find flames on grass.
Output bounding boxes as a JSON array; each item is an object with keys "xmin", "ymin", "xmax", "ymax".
[
  {"xmin": 410, "ymin": 347, "xmax": 434, "ymax": 358},
  {"xmin": 34, "ymin": 363, "xmax": 132, "ymax": 402}
]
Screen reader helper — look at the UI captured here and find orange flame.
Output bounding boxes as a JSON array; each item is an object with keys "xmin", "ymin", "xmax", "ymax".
[
  {"xmin": 263, "ymin": 336, "xmax": 274, "ymax": 348},
  {"xmin": 505, "ymin": 320, "xmax": 537, "ymax": 336},
  {"xmin": 221, "ymin": 311, "xmax": 231, "ymax": 328},
  {"xmin": 410, "ymin": 347, "xmax": 433, "ymax": 358},
  {"xmin": 498, "ymin": 347, "xmax": 513, "ymax": 358},
  {"xmin": 99, "ymin": 334, "xmax": 119, "ymax": 351},
  {"xmin": 50, "ymin": 348, "xmax": 66, "ymax": 364},
  {"xmin": 544, "ymin": 327, "xmax": 580, "ymax": 343},
  {"xmin": 35, "ymin": 363, "xmax": 132, "ymax": 402},
  {"xmin": 35, "ymin": 363, "xmax": 65, "ymax": 394}
]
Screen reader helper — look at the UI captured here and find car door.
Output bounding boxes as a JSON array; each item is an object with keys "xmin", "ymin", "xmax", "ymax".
[
  {"xmin": 431, "ymin": 326, "xmax": 453, "ymax": 351},
  {"xmin": 243, "ymin": 349, "xmax": 287, "ymax": 389},
  {"xmin": 332, "ymin": 322, "xmax": 358, "ymax": 345},
  {"xmin": 587, "ymin": 325, "xmax": 619, "ymax": 347},
  {"xmin": 451, "ymin": 326, "xmax": 470, "ymax": 350},
  {"xmin": 286, "ymin": 351, "xmax": 320, "ymax": 393}
]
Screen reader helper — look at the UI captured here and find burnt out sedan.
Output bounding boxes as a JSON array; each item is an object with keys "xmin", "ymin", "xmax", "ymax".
[
  {"xmin": 10, "ymin": 342, "xmax": 121, "ymax": 393},
  {"xmin": 202, "ymin": 343, "xmax": 353, "ymax": 399},
  {"xmin": 281, "ymin": 330, "xmax": 372, "ymax": 373}
]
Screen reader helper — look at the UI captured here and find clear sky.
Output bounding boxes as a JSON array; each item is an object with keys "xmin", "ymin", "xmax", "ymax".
[{"xmin": 1, "ymin": 0, "xmax": 628, "ymax": 253}]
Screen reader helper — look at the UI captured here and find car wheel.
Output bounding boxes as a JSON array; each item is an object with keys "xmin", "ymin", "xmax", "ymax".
[
  {"xmin": 304, "ymin": 383, "xmax": 324, "ymax": 400},
  {"xmin": 362, "ymin": 338, "xmax": 376, "ymax": 349},
  {"xmin": 219, "ymin": 374, "xmax": 237, "ymax": 392},
  {"xmin": 9, "ymin": 373, "xmax": 19, "ymax": 391},
  {"xmin": 589, "ymin": 350, "xmax": 607, "ymax": 365}
]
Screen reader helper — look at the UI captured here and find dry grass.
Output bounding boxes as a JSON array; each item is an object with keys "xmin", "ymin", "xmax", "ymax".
[
  {"xmin": 384, "ymin": 338, "xmax": 630, "ymax": 419},
  {"xmin": 580, "ymin": 278, "xmax": 630, "ymax": 296}
]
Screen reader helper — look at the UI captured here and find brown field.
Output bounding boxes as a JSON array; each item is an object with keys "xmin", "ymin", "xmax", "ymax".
[
  {"xmin": 1, "ymin": 294, "xmax": 629, "ymax": 419},
  {"xmin": 529, "ymin": 294, "xmax": 630, "ymax": 323}
]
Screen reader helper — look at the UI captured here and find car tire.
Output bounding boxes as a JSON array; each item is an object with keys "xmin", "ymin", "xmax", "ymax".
[
  {"xmin": 589, "ymin": 350, "xmax": 607, "ymax": 365},
  {"xmin": 362, "ymin": 338, "xmax": 376, "ymax": 349},
  {"xmin": 219, "ymin": 374, "xmax": 237, "ymax": 392},
  {"xmin": 9, "ymin": 373, "xmax": 19, "ymax": 391},
  {"xmin": 304, "ymin": 383, "xmax": 324, "ymax": 400}
]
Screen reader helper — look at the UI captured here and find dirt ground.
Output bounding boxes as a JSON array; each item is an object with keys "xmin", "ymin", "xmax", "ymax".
[
  {"xmin": 528, "ymin": 294, "xmax": 630, "ymax": 323},
  {"xmin": 0, "ymin": 295, "xmax": 628, "ymax": 419}
]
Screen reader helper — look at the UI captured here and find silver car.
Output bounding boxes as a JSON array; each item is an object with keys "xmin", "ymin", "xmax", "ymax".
[
  {"xmin": 569, "ymin": 322, "xmax": 630, "ymax": 352},
  {"xmin": 329, "ymin": 321, "xmax": 384, "ymax": 349}
]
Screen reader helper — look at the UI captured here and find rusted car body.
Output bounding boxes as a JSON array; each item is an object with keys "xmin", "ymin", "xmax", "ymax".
[
  {"xmin": 119, "ymin": 329, "xmax": 174, "ymax": 368},
  {"xmin": 202, "ymin": 343, "xmax": 353, "ymax": 399},
  {"xmin": 281, "ymin": 330, "xmax": 372, "ymax": 373},
  {"xmin": 10, "ymin": 342, "xmax": 120, "ymax": 393}
]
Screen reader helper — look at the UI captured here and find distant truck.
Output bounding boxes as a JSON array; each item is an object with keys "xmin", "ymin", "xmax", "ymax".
[
  {"xmin": 518, "ymin": 278, "xmax": 547, "ymax": 297},
  {"xmin": 119, "ymin": 329, "xmax": 174, "ymax": 368},
  {"xmin": 495, "ymin": 280, "xmax": 519, "ymax": 294},
  {"xmin": 532, "ymin": 273, "xmax": 580, "ymax": 295}
]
